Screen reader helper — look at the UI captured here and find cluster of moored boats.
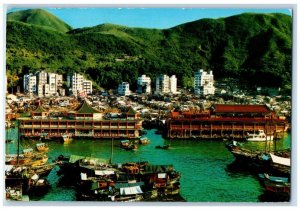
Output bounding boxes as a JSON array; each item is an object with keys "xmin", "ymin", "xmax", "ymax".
[
  {"xmin": 5, "ymin": 138, "xmax": 182, "ymax": 202},
  {"xmin": 226, "ymin": 140, "xmax": 291, "ymax": 201},
  {"xmin": 5, "ymin": 143, "xmax": 54, "ymax": 201},
  {"xmin": 55, "ymin": 154, "xmax": 182, "ymax": 201}
]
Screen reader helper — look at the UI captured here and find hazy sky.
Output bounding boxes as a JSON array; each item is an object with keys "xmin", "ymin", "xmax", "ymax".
[{"xmin": 7, "ymin": 7, "xmax": 292, "ymax": 29}]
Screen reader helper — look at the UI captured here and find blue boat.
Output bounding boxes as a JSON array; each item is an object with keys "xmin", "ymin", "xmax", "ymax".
[{"xmin": 258, "ymin": 173, "xmax": 289, "ymax": 184}]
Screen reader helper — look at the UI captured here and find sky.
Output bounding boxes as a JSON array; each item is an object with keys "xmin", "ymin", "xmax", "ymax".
[{"xmin": 7, "ymin": 7, "xmax": 292, "ymax": 29}]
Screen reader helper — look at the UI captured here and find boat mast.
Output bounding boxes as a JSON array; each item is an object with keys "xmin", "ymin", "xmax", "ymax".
[
  {"xmin": 5, "ymin": 125, "xmax": 8, "ymax": 154},
  {"xmin": 273, "ymin": 120, "xmax": 277, "ymax": 152},
  {"xmin": 264, "ymin": 121, "xmax": 268, "ymax": 154},
  {"xmin": 17, "ymin": 120, "xmax": 20, "ymax": 165},
  {"xmin": 109, "ymin": 138, "xmax": 113, "ymax": 164}
]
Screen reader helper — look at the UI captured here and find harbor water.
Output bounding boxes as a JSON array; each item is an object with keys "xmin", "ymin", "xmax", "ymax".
[{"xmin": 6, "ymin": 128, "xmax": 291, "ymax": 202}]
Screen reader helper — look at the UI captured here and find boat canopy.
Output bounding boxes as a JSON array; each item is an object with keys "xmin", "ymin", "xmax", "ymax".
[
  {"xmin": 144, "ymin": 165, "xmax": 174, "ymax": 173},
  {"xmin": 115, "ymin": 181, "xmax": 144, "ymax": 189},
  {"xmin": 5, "ymin": 165, "xmax": 14, "ymax": 172},
  {"xmin": 80, "ymin": 157, "xmax": 108, "ymax": 165},
  {"xmin": 23, "ymin": 148, "xmax": 33, "ymax": 153},
  {"xmin": 121, "ymin": 140, "xmax": 130, "ymax": 143},
  {"xmin": 158, "ymin": 173, "xmax": 167, "ymax": 178},
  {"xmin": 69, "ymin": 155, "xmax": 85, "ymax": 163},
  {"xmin": 81, "ymin": 173, "xmax": 87, "ymax": 180},
  {"xmin": 95, "ymin": 170, "xmax": 115, "ymax": 176},
  {"xmin": 36, "ymin": 143, "xmax": 45, "ymax": 147},
  {"xmin": 119, "ymin": 186, "xmax": 143, "ymax": 195},
  {"xmin": 270, "ymin": 153, "xmax": 290, "ymax": 166},
  {"xmin": 31, "ymin": 174, "xmax": 39, "ymax": 180}
]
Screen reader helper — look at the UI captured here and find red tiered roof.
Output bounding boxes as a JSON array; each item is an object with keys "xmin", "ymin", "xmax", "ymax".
[{"xmin": 214, "ymin": 104, "xmax": 271, "ymax": 113}]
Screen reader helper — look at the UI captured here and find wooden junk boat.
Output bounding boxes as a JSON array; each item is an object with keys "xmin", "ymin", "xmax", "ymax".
[
  {"xmin": 27, "ymin": 174, "xmax": 51, "ymax": 196},
  {"xmin": 225, "ymin": 140, "xmax": 291, "ymax": 176}
]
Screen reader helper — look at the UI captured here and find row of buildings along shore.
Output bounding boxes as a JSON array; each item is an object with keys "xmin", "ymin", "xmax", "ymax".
[{"xmin": 22, "ymin": 69, "xmax": 215, "ymax": 97}]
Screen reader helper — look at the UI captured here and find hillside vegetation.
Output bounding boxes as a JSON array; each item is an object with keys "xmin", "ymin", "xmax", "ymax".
[{"xmin": 6, "ymin": 9, "xmax": 292, "ymax": 92}]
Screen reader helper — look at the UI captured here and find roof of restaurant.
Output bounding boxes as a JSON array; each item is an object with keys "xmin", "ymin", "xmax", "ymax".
[
  {"xmin": 214, "ymin": 104, "xmax": 271, "ymax": 113},
  {"xmin": 127, "ymin": 107, "xmax": 136, "ymax": 115},
  {"xmin": 33, "ymin": 105, "xmax": 47, "ymax": 113},
  {"xmin": 76, "ymin": 100, "xmax": 100, "ymax": 114}
]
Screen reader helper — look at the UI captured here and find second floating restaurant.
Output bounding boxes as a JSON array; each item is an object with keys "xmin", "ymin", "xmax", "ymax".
[{"xmin": 165, "ymin": 104, "xmax": 289, "ymax": 139}]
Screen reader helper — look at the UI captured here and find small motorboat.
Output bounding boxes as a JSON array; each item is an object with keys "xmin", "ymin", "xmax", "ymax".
[
  {"xmin": 5, "ymin": 139, "xmax": 14, "ymax": 143},
  {"xmin": 120, "ymin": 140, "xmax": 138, "ymax": 151},
  {"xmin": 62, "ymin": 133, "xmax": 72, "ymax": 143},
  {"xmin": 36, "ymin": 143, "xmax": 49, "ymax": 152},
  {"xmin": 155, "ymin": 144, "xmax": 170, "ymax": 150},
  {"xmin": 139, "ymin": 137, "xmax": 150, "ymax": 145},
  {"xmin": 246, "ymin": 130, "xmax": 274, "ymax": 141}
]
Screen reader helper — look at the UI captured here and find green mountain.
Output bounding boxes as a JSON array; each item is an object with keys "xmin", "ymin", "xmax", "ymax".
[
  {"xmin": 6, "ymin": 10, "xmax": 292, "ymax": 92},
  {"xmin": 7, "ymin": 9, "xmax": 72, "ymax": 33}
]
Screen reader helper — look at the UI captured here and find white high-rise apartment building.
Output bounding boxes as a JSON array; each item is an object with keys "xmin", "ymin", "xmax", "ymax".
[
  {"xmin": 118, "ymin": 82, "xmax": 131, "ymax": 96},
  {"xmin": 137, "ymin": 75, "xmax": 151, "ymax": 94},
  {"xmin": 67, "ymin": 73, "xmax": 93, "ymax": 96},
  {"xmin": 23, "ymin": 74, "xmax": 37, "ymax": 95},
  {"xmin": 36, "ymin": 71, "xmax": 48, "ymax": 85},
  {"xmin": 48, "ymin": 73, "xmax": 57, "ymax": 95},
  {"xmin": 155, "ymin": 74, "xmax": 178, "ymax": 94},
  {"xmin": 34, "ymin": 71, "xmax": 63, "ymax": 97},
  {"xmin": 155, "ymin": 75, "xmax": 170, "ymax": 94},
  {"xmin": 44, "ymin": 84, "xmax": 50, "ymax": 97},
  {"xmin": 67, "ymin": 73, "xmax": 83, "ymax": 96},
  {"xmin": 194, "ymin": 69, "xmax": 215, "ymax": 95},
  {"xmin": 36, "ymin": 71, "xmax": 48, "ymax": 97},
  {"xmin": 169, "ymin": 75, "xmax": 177, "ymax": 94},
  {"xmin": 56, "ymin": 74, "xmax": 63, "ymax": 88},
  {"xmin": 83, "ymin": 80, "xmax": 93, "ymax": 95}
]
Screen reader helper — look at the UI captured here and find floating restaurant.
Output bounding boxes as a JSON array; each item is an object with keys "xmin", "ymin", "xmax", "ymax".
[
  {"xmin": 165, "ymin": 104, "xmax": 289, "ymax": 139},
  {"xmin": 18, "ymin": 101, "xmax": 143, "ymax": 139}
]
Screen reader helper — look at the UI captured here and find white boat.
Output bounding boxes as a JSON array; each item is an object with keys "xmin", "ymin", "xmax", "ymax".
[
  {"xmin": 61, "ymin": 133, "xmax": 72, "ymax": 143},
  {"xmin": 139, "ymin": 137, "xmax": 150, "ymax": 145},
  {"xmin": 246, "ymin": 130, "xmax": 274, "ymax": 141}
]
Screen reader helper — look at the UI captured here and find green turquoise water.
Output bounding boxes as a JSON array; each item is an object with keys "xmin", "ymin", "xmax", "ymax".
[{"xmin": 6, "ymin": 128, "xmax": 291, "ymax": 202}]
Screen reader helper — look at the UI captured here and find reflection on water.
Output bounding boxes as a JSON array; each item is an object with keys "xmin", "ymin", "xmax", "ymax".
[{"xmin": 6, "ymin": 128, "xmax": 291, "ymax": 202}]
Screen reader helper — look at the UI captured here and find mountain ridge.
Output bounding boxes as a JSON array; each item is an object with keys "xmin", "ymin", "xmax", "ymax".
[{"xmin": 6, "ymin": 9, "xmax": 292, "ymax": 92}]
